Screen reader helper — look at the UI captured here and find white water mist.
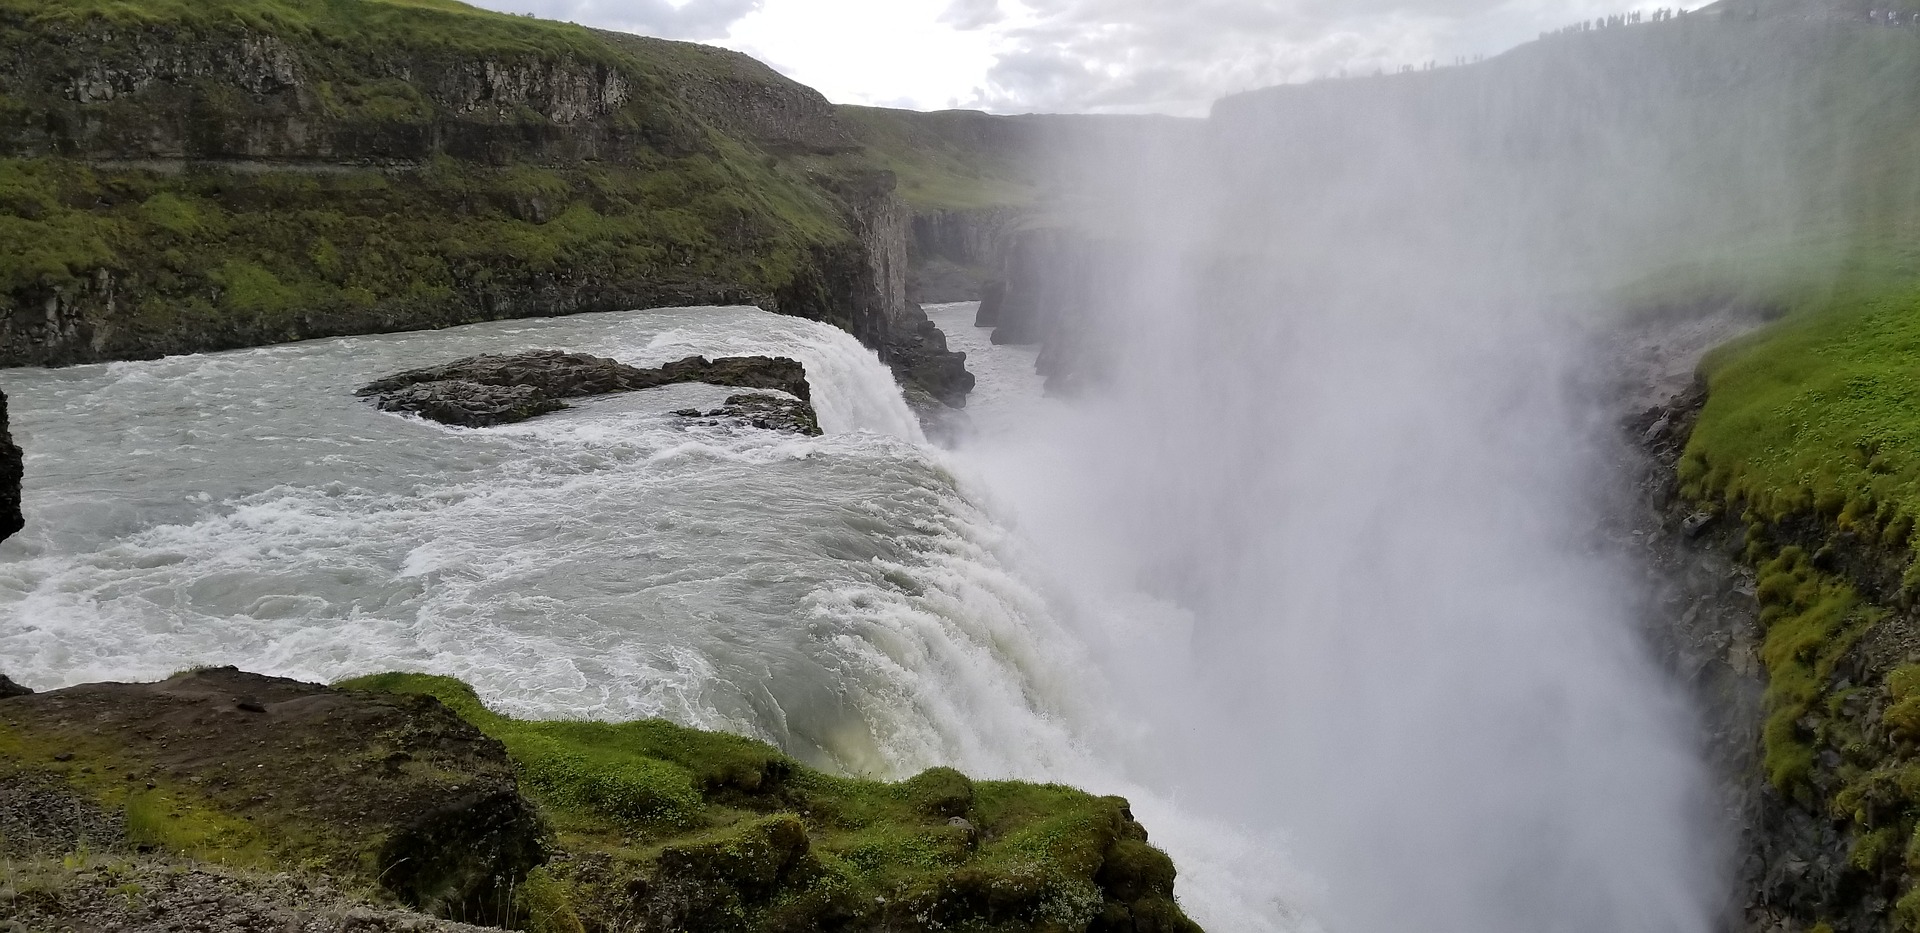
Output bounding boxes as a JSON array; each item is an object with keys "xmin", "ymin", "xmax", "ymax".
[{"xmin": 956, "ymin": 26, "xmax": 1850, "ymax": 932}]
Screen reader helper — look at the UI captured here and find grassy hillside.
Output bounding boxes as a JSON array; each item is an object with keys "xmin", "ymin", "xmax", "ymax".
[
  {"xmin": 836, "ymin": 107, "xmax": 1040, "ymax": 211},
  {"xmin": 2, "ymin": 0, "xmax": 611, "ymax": 52},
  {"xmin": 0, "ymin": 0, "xmax": 1051, "ymax": 369}
]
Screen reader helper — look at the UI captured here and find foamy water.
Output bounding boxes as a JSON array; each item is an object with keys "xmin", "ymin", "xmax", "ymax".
[{"xmin": 0, "ymin": 302, "xmax": 1311, "ymax": 933}]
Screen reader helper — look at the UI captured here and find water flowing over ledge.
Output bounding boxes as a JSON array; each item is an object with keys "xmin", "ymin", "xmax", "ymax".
[{"xmin": 0, "ymin": 302, "xmax": 1311, "ymax": 933}]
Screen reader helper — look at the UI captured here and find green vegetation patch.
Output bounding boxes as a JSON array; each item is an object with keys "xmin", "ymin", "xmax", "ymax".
[
  {"xmin": 837, "ymin": 107, "xmax": 1039, "ymax": 212},
  {"xmin": 1682, "ymin": 284, "xmax": 1920, "ymax": 569},
  {"xmin": 0, "ymin": 705, "xmax": 367, "ymax": 882},
  {"xmin": 340, "ymin": 672, "xmax": 1199, "ymax": 933},
  {"xmin": 0, "ymin": 0, "xmax": 615, "ymax": 62},
  {"xmin": 0, "ymin": 154, "xmax": 848, "ymax": 362},
  {"xmin": 1675, "ymin": 264, "xmax": 1920, "ymax": 928}
]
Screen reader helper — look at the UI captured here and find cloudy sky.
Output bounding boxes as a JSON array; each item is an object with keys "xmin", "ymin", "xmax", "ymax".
[{"xmin": 466, "ymin": 0, "xmax": 1666, "ymax": 115}]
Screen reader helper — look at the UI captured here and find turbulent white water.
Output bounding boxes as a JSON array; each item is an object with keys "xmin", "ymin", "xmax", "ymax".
[{"xmin": 0, "ymin": 302, "xmax": 1310, "ymax": 932}]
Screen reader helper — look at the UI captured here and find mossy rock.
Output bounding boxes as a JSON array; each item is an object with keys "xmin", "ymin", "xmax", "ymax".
[
  {"xmin": 0, "ymin": 667, "xmax": 546, "ymax": 923},
  {"xmin": 0, "ymin": 667, "xmax": 1201, "ymax": 931},
  {"xmin": 347, "ymin": 672, "xmax": 1205, "ymax": 933}
]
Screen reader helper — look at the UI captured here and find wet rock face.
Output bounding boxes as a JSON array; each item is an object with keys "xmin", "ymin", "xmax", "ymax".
[
  {"xmin": 0, "ymin": 667, "xmax": 546, "ymax": 922},
  {"xmin": 900, "ymin": 384, "xmax": 972, "ymax": 447},
  {"xmin": 674, "ymin": 393, "xmax": 823, "ymax": 436},
  {"xmin": 0, "ymin": 389, "xmax": 20, "ymax": 545},
  {"xmin": 371, "ymin": 381, "xmax": 567, "ymax": 429},
  {"xmin": 886, "ymin": 316, "xmax": 976, "ymax": 409},
  {"xmin": 359, "ymin": 349, "xmax": 816, "ymax": 429}
]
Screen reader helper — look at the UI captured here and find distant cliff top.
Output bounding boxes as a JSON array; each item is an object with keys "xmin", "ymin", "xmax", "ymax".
[{"xmin": 0, "ymin": 0, "xmax": 1098, "ymax": 209}]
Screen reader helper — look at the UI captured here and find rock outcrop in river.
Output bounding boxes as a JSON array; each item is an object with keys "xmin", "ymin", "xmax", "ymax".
[
  {"xmin": 674, "ymin": 394, "xmax": 822, "ymax": 436},
  {"xmin": 358, "ymin": 349, "xmax": 816, "ymax": 430}
]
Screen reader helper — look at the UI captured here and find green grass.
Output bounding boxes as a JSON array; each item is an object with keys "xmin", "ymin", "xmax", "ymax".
[
  {"xmin": 0, "ymin": 0, "xmax": 1056, "ymax": 361},
  {"xmin": 1681, "ymin": 283, "xmax": 1920, "ymax": 558},
  {"xmin": 836, "ymin": 107, "xmax": 1039, "ymax": 212},
  {"xmin": 0, "ymin": 0, "xmax": 616, "ymax": 61},
  {"xmin": 0, "ymin": 153, "xmax": 848, "ymax": 358}
]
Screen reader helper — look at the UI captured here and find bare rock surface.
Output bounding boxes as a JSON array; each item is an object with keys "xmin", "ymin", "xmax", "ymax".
[
  {"xmin": 0, "ymin": 858, "xmax": 496, "ymax": 933},
  {"xmin": 0, "ymin": 668, "xmax": 545, "ymax": 922}
]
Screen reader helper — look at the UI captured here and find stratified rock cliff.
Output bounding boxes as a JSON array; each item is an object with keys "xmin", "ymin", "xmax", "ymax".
[{"xmin": 0, "ymin": 0, "xmax": 970, "ymax": 408}]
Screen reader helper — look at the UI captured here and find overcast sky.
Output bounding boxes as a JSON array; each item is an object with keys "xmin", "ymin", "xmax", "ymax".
[{"xmin": 467, "ymin": 0, "xmax": 1669, "ymax": 115}]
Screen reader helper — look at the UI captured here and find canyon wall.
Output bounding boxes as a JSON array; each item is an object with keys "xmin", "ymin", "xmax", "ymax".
[{"xmin": 0, "ymin": 2, "xmax": 969, "ymax": 403}]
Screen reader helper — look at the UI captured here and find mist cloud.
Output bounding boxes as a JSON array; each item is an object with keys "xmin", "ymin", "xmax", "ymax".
[{"xmin": 961, "ymin": 0, "xmax": 1659, "ymax": 114}]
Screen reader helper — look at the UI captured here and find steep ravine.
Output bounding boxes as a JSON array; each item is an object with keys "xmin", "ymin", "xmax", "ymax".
[{"xmin": 1625, "ymin": 307, "xmax": 1920, "ymax": 933}]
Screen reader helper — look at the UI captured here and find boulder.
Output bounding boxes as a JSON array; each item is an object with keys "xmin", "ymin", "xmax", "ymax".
[
  {"xmin": 0, "ymin": 672, "xmax": 30, "ymax": 698},
  {"xmin": 675, "ymin": 394, "xmax": 823, "ymax": 436},
  {"xmin": 359, "ymin": 350, "xmax": 813, "ymax": 428},
  {"xmin": 0, "ymin": 667, "xmax": 545, "ymax": 923}
]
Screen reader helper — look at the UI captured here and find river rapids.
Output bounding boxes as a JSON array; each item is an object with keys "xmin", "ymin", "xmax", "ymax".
[{"xmin": 0, "ymin": 303, "xmax": 1308, "ymax": 933}]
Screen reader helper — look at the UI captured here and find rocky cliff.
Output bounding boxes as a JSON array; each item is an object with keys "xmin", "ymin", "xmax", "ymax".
[
  {"xmin": 0, "ymin": 0, "xmax": 970, "ymax": 408},
  {"xmin": 907, "ymin": 206, "xmax": 1024, "ymax": 303}
]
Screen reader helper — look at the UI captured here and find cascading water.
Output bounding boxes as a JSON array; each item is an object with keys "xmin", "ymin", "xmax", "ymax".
[
  {"xmin": 1, "ymin": 308, "xmax": 999, "ymax": 759},
  {"xmin": 0, "ymin": 302, "xmax": 1310, "ymax": 931}
]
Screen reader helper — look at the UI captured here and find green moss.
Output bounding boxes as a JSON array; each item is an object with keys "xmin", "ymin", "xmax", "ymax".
[
  {"xmin": 339, "ymin": 672, "xmax": 1200, "ymax": 933},
  {"xmin": 1751, "ymin": 548, "xmax": 1878, "ymax": 793},
  {"xmin": 0, "ymin": 721, "xmax": 306, "ymax": 875}
]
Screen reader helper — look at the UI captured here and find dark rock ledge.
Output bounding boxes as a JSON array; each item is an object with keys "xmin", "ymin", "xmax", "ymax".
[{"xmin": 357, "ymin": 350, "xmax": 817, "ymax": 431}]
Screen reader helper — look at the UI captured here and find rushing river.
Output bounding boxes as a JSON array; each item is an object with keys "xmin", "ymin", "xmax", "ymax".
[{"xmin": 0, "ymin": 302, "xmax": 1305, "ymax": 932}]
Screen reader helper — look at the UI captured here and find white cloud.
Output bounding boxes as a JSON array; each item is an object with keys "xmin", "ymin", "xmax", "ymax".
[
  {"xmin": 466, "ymin": 0, "xmax": 1679, "ymax": 115},
  {"xmin": 717, "ymin": 0, "xmax": 1003, "ymax": 111}
]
